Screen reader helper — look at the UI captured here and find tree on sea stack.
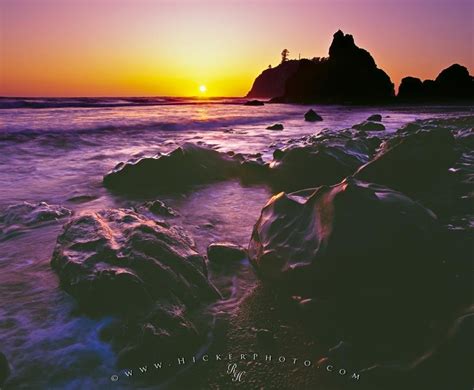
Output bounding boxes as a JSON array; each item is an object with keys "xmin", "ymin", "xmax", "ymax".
[{"xmin": 281, "ymin": 48, "xmax": 289, "ymax": 63}]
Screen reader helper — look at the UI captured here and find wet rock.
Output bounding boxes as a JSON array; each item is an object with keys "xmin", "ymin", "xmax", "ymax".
[
  {"xmin": 249, "ymin": 178, "xmax": 444, "ymax": 306},
  {"xmin": 52, "ymin": 208, "xmax": 219, "ymax": 311},
  {"xmin": 51, "ymin": 209, "xmax": 220, "ymax": 367},
  {"xmin": 367, "ymin": 114, "xmax": 382, "ymax": 122},
  {"xmin": 207, "ymin": 242, "xmax": 247, "ymax": 265},
  {"xmin": 0, "ymin": 351, "xmax": 10, "ymax": 386},
  {"xmin": 143, "ymin": 199, "xmax": 178, "ymax": 217},
  {"xmin": 266, "ymin": 128, "xmax": 379, "ymax": 192},
  {"xmin": 304, "ymin": 109, "xmax": 323, "ymax": 122},
  {"xmin": 103, "ymin": 143, "xmax": 239, "ymax": 193},
  {"xmin": 352, "ymin": 121, "xmax": 385, "ymax": 131},
  {"xmin": 0, "ymin": 201, "xmax": 71, "ymax": 227},
  {"xmin": 355, "ymin": 128, "xmax": 460, "ymax": 197},
  {"xmin": 235, "ymin": 156, "xmax": 270, "ymax": 185},
  {"xmin": 269, "ymin": 142, "xmax": 368, "ymax": 191},
  {"xmin": 266, "ymin": 123, "xmax": 284, "ymax": 131},
  {"xmin": 66, "ymin": 194, "xmax": 98, "ymax": 204},
  {"xmin": 0, "ymin": 201, "xmax": 72, "ymax": 238},
  {"xmin": 244, "ymin": 100, "xmax": 265, "ymax": 106},
  {"xmin": 51, "ymin": 208, "xmax": 220, "ymax": 367}
]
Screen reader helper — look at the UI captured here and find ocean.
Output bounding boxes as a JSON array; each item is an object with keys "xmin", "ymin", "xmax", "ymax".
[{"xmin": 0, "ymin": 97, "xmax": 472, "ymax": 388}]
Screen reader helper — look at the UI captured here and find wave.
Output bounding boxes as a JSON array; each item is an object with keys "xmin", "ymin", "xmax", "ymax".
[
  {"xmin": 0, "ymin": 112, "xmax": 293, "ymax": 144},
  {"xmin": 0, "ymin": 96, "xmax": 247, "ymax": 110}
]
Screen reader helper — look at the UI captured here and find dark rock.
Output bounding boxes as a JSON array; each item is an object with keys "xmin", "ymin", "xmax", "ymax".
[
  {"xmin": 143, "ymin": 200, "xmax": 178, "ymax": 217},
  {"xmin": 273, "ymin": 148, "xmax": 285, "ymax": 160},
  {"xmin": 0, "ymin": 201, "xmax": 71, "ymax": 227},
  {"xmin": 246, "ymin": 61, "xmax": 301, "ymax": 98},
  {"xmin": 236, "ymin": 157, "xmax": 270, "ymax": 185},
  {"xmin": 67, "ymin": 194, "xmax": 98, "ymax": 204},
  {"xmin": 355, "ymin": 128, "xmax": 459, "ymax": 197},
  {"xmin": 103, "ymin": 143, "xmax": 239, "ymax": 193},
  {"xmin": 255, "ymin": 328, "xmax": 275, "ymax": 347},
  {"xmin": 455, "ymin": 127, "xmax": 474, "ymax": 149},
  {"xmin": 249, "ymin": 178, "xmax": 444, "ymax": 306},
  {"xmin": 352, "ymin": 121, "xmax": 385, "ymax": 132},
  {"xmin": 269, "ymin": 144, "xmax": 364, "ymax": 191},
  {"xmin": 244, "ymin": 100, "xmax": 265, "ymax": 106},
  {"xmin": 0, "ymin": 351, "xmax": 10, "ymax": 386},
  {"xmin": 406, "ymin": 313, "xmax": 474, "ymax": 390},
  {"xmin": 349, "ymin": 313, "xmax": 474, "ymax": 390},
  {"xmin": 0, "ymin": 201, "xmax": 72, "ymax": 238},
  {"xmin": 269, "ymin": 30, "xmax": 394, "ymax": 103},
  {"xmin": 51, "ymin": 209, "xmax": 220, "ymax": 367},
  {"xmin": 367, "ymin": 114, "xmax": 382, "ymax": 122},
  {"xmin": 207, "ymin": 242, "xmax": 247, "ymax": 265},
  {"xmin": 268, "ymin": 130, "xmax": 373, "ymax": 192},
  {"xmin": 397, "ymin": 64, "xmax": 473, "ymax": 101},
  {"xmin": 398, "ymin": 76, "xmax": 424, "ymax": 99},
  {"xmin": 435, "ymin": 64, "xmax": 473, "ymax": 99},
  {"xmin": 266, "ymin": 123, "xmax": 284, "ymax": 131},
  {"xmin": 304, "ymin": 109, "xmax": 323, "ymax": 122},
  {"xmin": 51, "ymin": 208, "xmax": 219, "ymax": 311}
]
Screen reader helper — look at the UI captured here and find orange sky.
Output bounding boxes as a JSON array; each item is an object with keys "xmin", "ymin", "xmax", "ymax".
[{"xmin": 1, "ymin": 0, "xmax": 472, "ymax": 97}]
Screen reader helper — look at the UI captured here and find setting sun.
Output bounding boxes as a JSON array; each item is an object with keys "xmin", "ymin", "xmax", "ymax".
[{"xmin": 199, "ymin": 85, "xmax": 207, "ymax": 94}]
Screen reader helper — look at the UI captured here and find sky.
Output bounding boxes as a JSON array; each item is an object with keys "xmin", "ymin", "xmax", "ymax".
[{"xmin": 0, "ymin": 0, "xmax": 472, "ymax": 97}]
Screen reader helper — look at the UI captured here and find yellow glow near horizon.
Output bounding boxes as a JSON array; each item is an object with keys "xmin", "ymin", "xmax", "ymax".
[
  {"xmin": 1, "ymin": 1, "xmax": 472, "ymax": 97},
  {"xmin": 199, "ymin": 85, "xmax": 207, "ymax": 94}
]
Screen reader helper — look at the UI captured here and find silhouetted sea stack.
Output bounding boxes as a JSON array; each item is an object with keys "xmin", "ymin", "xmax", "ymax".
[
  {"xmin": 247, "ymin": 30, "xmax": 395, "ymax": 103},
  {"xmin": 398, "ymin": 64, "xmax": 473, "ymax": 101},
  {"xmin": 246, "ymin": 60, "xmax": 300, "ymax": 98}
]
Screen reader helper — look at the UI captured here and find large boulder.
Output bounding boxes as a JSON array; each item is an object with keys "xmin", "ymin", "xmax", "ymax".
[
  {"xmin": 51, "ymin": 208, "xmax": 220, "ymax": 366},
  {"xmin": 269, "ymin": 144, "xmax": 365, "ymax": 191},
  {"xmin": 51, "ymin": 208, "xmax": 219, "ymax": 310},
  {"xmin": 103, "ymin": 143, "xmax": 239, "ymax": 193},
  {"xmin": 268, "ymin": 129, "xmax": 375, "ymax": 191},
  {"xmin": 249, "ymin": 178, "xmax": 444, "ymax": 305},
  {"xmin": 355, "ymin": 128, "xmax": 460, "ymax": 197}
]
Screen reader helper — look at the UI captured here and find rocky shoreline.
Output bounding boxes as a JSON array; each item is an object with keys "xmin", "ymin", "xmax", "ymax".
[
  {"xmin": 48, "ymin": 114, "xmax": 474, "ymax": 388},
  {"xmin": 1, "ymin": 112, "xmax": 471, "ymax": 389}
]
